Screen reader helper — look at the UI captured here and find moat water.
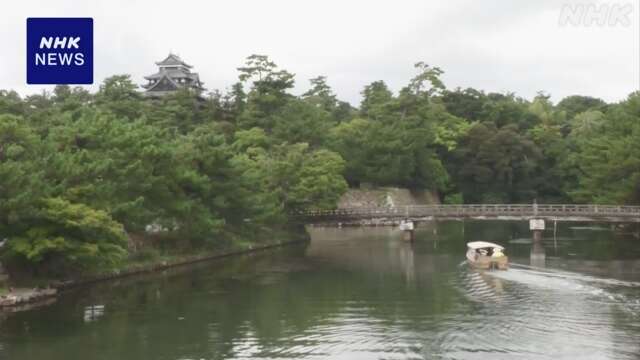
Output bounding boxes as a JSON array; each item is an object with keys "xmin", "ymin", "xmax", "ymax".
[{"xmin": 1, "ymin": 221, "xmax": 639, "ymax": 359}]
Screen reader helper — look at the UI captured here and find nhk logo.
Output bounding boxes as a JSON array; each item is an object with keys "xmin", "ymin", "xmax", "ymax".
[
  {"xmin": 27, "ymin": 18, "xmax": 93, "ymax": 84},
  {"xmin": 36, "ymin": 37, "xmax": 85, "ymax": 66}
]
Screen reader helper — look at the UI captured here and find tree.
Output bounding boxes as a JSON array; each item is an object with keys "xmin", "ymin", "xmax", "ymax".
[
  {"xmin": 263, "ymin": 143, "xmax": 347, "ymax": 212},
  {"xmin": 223, "ymin": 82, "xmax": 246, "ymax": 122},
  {"xmin": 232, "ymin": 139, "xmax": 347, "ymax": 214},
  {"xmin": 452, "ymin": 123, "xmax": 542, "ymax": 202},
  {"xmin": 441, "ymin": 88, "xmax": 487, "ymax": 122},
  {"xmin": 0, "ymin": 90, "xmax": 25, "ymax": 116},
  {"xmin": 5, "ymin": 198, "xmax": 127, "ymax": 271},
  {"xmin": 53, "ymin": 85, "xmax": 92, "ymax": 113},
  {"xmin": 146, "ymin": 88, "xmax": 207, "ymax": 134},
  {"xmin": 328, "ymin": 116, "xmax": 449, "ymax": 190},
  {"xmin": 360, "ymin": 81, "xmax": 393, "ymax": 119},
  {"xmin": 407, "ymin": 62, "xmax": 445, "ymax": 97},
  {"xmin": 237, "ymin": 55, "xmax": 295, "ymax": 131},
  {"xmin": 272, "ymin": 99, "xmax": 333, "ymax": 147},
  {"xmin": 45, "ymin": 111, "xmax": 177, "ymax": 232},
  {"xmin": 327, "ymin": 118, "xmax": 373, "ymax": 186},
  {"xmin": 0, "ymin": 114, "xmax": 46, "ymax": 237},
  {"xmin": 480, "ymin": 93, "xmax": 535, "ymax": 129},
  {"xmin": 303, "ymin": 76, "xmax": 337, "ymax": 111},
  {"xmin": 557, "ymin": 95, "xmax": 607, "ymax": 120},
  {"xmin": 95, "ymin": 75, "xmax": 143, "ymax": 120},
  {"xmin": 569, "ymin": 93, "xmax": 640, "ymax": 204},
  {"xmin": 171, "ymin": 123, "xmax": 262, "ymax": 242},
  {"xmin": 332, "ymin": 67, "xmax": 457, "ymax": 192}
]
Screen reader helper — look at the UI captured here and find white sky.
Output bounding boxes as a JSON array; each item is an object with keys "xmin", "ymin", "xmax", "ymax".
[{"xmin": 1, "ymin": 0, "xmax": 638, "ymax": 105}]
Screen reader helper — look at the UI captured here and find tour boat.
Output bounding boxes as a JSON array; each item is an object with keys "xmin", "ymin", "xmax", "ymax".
[{"xmin": 466, "ymin": 241, "xmax": 508, "ymax": 270}]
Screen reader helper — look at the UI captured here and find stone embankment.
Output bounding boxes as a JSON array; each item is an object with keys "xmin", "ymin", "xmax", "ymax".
[
  {"xmin": 315, "ymin": 186, "xmax": 438, "ymax": 227},
  {"xmin": 338, "ymin": 187, "xmax": 439, "ymax": 209},
  {"xmin": 0, "ymin": 287, "xmax": 57, "ymax": 309}
]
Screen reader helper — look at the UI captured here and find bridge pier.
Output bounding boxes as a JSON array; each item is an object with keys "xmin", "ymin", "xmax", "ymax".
[{"xmin": 399, "ymin": 220, "xmax": 416, "ymax": 242}]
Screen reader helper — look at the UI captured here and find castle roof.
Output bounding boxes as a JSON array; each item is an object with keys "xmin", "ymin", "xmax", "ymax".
[
  {"xmin": 144, "ymin": 68, "xmax": 202, "ymax": 82},
  {"xmin": 155, "ymin": 53, "xmax": 192, "ymax": 68}
]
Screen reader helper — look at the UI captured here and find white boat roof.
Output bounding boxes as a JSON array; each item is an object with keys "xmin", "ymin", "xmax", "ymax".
[{"xmin": 467, "ymin": 241, "xmax": 505, "ymax": 250}]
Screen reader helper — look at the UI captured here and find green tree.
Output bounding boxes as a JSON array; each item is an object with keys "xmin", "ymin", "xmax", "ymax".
[
  {"xmin": 265, "ymin": 144, "xmax": 347, "ymax": 212},
  {"xmin": 0, "ymin": 114, "xmax": 46, "ymax": 237},
  {"xmin": 146, "ymin": 88, "xmax": 207, "ymax": 134},
  {"xmin": 172, "ymin": 123, "xmax": 259, "ymax": 242},
  {"xmin": 360, "ymin": 81, "xmax": 393, "ymax": 119},
  {"xmin": 232, "ymin": 139, "xmax": 347, "ymax": 214},
  {"xmin": 557, "ymin": 95, "xmax": 607, "ymax": 120},
  {"xmin": 407, "ymin": 62, "xmax": 445, "ymax": 97},
  {"xmin": 452, "ymin": 123, "xmax": 542, "ymax": 202},
  {"xmin": 303, "ymin": 76, "xmax": 337, "ymax": 111},
  {"xmin": 95, "ymin": 75, "xmax": 143, "ymax": 120},
  {"xmin": 570, "ymin": 93, "xmax": 640, "ymax": 204},
  {"xmin": 6, "ymin": 198, "xmax": 127, "ymax": 271},
  {"xmin": 45, "ymin": 111, "xmax": 177, "ymax": 232},
  {"xmin": 0, "ymin": 90, "xmax": 25, "ymax": 116},
  {"xmin": 272, "ymin": 99, "xmax": 333, "ymax": 147},
  {"xmin": 237, "ymin": 55, "xmax": 295, "ymax": 131},
  {"xmin": 441, "ymin": 88, "xmax": 487, "ymax": 122}
]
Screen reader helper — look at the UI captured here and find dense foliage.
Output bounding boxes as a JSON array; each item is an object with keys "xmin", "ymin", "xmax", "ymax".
[{"xmin": 1, "ymin": 55, "xmax": 638, "ymax": 271}]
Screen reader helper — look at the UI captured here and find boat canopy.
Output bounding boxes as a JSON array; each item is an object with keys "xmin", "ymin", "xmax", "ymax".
[{"xmin": 467, "ymin": 241, "xmax": 505, "ymax": 250}]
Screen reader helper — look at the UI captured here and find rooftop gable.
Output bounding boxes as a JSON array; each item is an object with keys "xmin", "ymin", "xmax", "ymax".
[{"xmin": 156, "ymin": 53, "xmax": 192, "ymax": 68}]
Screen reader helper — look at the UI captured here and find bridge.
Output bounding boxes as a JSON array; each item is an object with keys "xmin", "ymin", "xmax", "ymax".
[{"xmin": 300, "ymin": 204, "xmax": 640, "ymax": 224}]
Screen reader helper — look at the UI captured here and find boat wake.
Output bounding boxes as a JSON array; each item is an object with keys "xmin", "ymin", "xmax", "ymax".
[
  {"xmin": 506, "ymin": 263, "xmax": 640, "ymax": 288},
  {"xmin": 475, "ymin": 263, "xmax": 640, "ymax": 317},
  {"xmin": 450, "ymin": 262, "xmax": 640, "ymax": 358}
]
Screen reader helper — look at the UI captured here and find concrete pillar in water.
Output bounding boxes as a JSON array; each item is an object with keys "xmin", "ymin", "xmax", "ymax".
[{"xmin": 529, "ymin": 218, "xmax": 545, "ymax": 242}]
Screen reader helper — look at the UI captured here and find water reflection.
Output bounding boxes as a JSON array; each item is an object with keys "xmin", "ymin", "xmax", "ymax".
[
  {"xmin": 83, "ymin": 304, "xmax": 105, "ymax": 323},
  {"xmin": 530, "ymin": 240, "xmax": 546, "ymax": 268},
  {"xmin": 0, "ymin": 221, "xmax": 638, "ymax": 360}
]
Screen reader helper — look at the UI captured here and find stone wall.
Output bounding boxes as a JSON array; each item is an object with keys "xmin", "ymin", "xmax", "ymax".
[{"xmin": 338, "ymin": 187, "xmax": 439, "ymax": 208}]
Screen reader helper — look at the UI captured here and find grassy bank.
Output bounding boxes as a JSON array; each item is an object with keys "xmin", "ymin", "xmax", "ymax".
[{"xmin": 4, "ymin": 225, "xmax": 310, "ymax": 290}]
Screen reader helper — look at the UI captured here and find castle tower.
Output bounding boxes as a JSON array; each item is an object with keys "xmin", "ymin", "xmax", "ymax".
[{"xmin": 142, "ymin": 53, "xmax": 205, "ymax": 97}]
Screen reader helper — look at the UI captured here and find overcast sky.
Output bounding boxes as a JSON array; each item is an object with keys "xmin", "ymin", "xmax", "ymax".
[{"xmin": 1, "ymin": 0, "xmax": 638, "ymax": 105}]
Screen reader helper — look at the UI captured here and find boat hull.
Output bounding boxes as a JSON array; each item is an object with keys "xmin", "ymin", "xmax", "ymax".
[{"xmin": 466, "ymin": 249, "xmax": 508, "ymax": 270}]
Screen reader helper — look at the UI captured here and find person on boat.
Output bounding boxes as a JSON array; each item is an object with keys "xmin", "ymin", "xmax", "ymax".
[{"xmin": 492, "ymin": 248, "xmax": 505, "ymax": 258}]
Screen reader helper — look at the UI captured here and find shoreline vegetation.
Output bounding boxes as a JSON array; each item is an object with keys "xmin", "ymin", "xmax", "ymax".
[
  {"xmin": 21, "ymin": 225, "xmax": 308, "ymax": 285},
  {"xmin": 1, "ymin": 54, "xmax": 639, "ymax": 293},
  {"xmin": 1, "ymin": 226, "xmax": 308, "ymax": 310},
  {"xmin": 57, "ymin": 226, "xmax": 309, "ymax": 289}
]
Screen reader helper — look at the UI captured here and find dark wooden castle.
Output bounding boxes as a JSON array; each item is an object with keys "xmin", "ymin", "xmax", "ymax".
[{"xmin": 142, "ymin": 53, "xmax": 205, "ymax": 97}]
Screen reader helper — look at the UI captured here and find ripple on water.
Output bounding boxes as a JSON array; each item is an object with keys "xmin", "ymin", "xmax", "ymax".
[
  {"xmin": 3, "ymin": 227, "xmax": 640, "ymax": 360},
  {"xmin": 448, "ymin": 263, "xmax": 640, "ymax": 359}
]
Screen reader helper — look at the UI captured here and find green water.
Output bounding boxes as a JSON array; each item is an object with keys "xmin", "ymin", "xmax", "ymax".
[{"xmin": 1, "ymin": 221, "xmax": 640, "ymax": 359}]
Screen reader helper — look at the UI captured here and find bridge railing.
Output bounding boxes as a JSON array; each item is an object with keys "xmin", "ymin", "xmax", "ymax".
[{"xmin": 299, "ymin": 204, "xmax": 640, "ymax": 220}]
